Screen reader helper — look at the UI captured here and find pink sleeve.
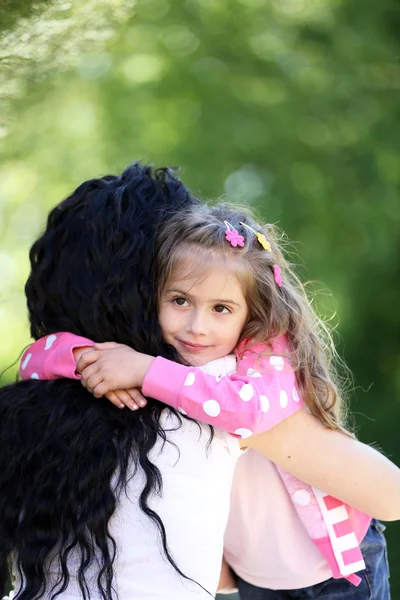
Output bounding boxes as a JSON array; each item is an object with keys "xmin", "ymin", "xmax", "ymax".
[
  {"xmin": 19, "ymin": 332, "xmax": 95, "ymax": 381},
  {"xmin": 143, "ymin": 338, "xmax": 305, "ymax": 439}
]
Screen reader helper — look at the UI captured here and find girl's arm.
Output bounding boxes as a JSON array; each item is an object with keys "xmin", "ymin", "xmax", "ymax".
[
  {"xmin": 19, "ymin": 335, "xmax": 144, "ymax": 410},
  {"xmin": 242, "ymin": 408, "xmax": 400, "ymax": 521},
  {"xmin": 21, "ymin": 335, "xmax": 300, "ymax": 439},
  {"xmin": 76, "ymin": 340, "xmax": 305, "ymax": 438},
  {"xmin": 19, "ymin": 333, "xmax": 94, "ymax": 381},
  {"xmin": 19, "ymin": 336, "xmax": 400, "ymax": 520},
  {"xmin": 72, "ymin": 342, "xmax": 400, "ymax": 518}
]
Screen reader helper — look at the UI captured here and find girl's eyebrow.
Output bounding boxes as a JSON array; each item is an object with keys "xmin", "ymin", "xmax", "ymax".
[
  {"xmin": 210, "ymin": 299, "xmax": 241, "ymax": 307},
  {"xmin": 164, "ymin": 288, "xmax": 242, "ymax": 308},
  {"xmin": 163, "ymin": 288, "xmax": 190, "ymax": 296}
]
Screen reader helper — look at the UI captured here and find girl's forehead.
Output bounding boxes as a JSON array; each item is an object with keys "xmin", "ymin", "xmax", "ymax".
[
  {"xmin": 165, "ymin": 249, "xmax": 251, "ymax": 291},
  {"xmin": 171, "ymin": 249, "xmax": 228, "ymax": 275},
  {"xmin": 171, "ymin": 253, "xmax": 215, "ymax": 277}
]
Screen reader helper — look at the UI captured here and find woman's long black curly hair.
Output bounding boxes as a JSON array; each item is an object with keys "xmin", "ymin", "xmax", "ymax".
[{"xmin": 0, "ymin": 163, "xmax": 201, "ymax": 600}]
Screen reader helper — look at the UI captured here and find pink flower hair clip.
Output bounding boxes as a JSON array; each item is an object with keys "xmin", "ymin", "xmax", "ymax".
[
  {"xmin": 273, "ymin": 264, "xmax": 283, "ymax": 288},
  {"xmin": 224, "ymin": 222, "xmax": 245, "ymax": 247}
]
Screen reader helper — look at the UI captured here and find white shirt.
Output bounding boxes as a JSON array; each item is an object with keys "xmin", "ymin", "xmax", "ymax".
[{"xmin": 10, "ymin": 411, "xmax": 240, "ymax": 600}]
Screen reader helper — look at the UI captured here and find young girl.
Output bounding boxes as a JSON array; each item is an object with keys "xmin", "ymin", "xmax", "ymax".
[{"xmin": 20, "ymin": 202, "xmax": 398, "ymax": 599}]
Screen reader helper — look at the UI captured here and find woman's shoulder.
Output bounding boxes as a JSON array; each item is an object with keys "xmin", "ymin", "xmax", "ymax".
[{"xmin": 156, "ymin": 409, "xmax": 241, "ymax": 461}]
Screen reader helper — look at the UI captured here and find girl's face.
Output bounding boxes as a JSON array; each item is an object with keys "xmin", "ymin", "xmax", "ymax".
[{"xmin": 158, "ymin": 260, "xmax": 249, "ymax": 366}]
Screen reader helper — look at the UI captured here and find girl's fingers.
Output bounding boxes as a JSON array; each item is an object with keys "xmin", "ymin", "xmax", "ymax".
[
  {"xmin": 92, "ymin": 380, "xmax": 108, "ymax": 398},
  {"xmin": 114, "ymin": 389, "xmax": 142, "ymax": 411},
  {"xmin": 81, "ymin": 364, "xmax": 103, "ymax": 392},
  {"xmin": 105, "ymin": 390, "xmax": 143, "ymax": 411},
  {"xmin": 105, "ymin": 390, "xmax": 146, "ymax": 411},
  {"xmin": 84, "ymin": 372, "xmax": 105, "ymax": 395},
  {"xmin": 126, "ymin": 388, "xmax": 147, "ymax": 408},
  {"xmin": 105, "ymin": 391, "xmax": 125, "ymax": 409},
  {"xmin": 76, "ymin": 349, "xmax": 101, "ymax": 373},
  {"xmin": 93, "ymin": 342, "xmax": 120, "ymax": 350}
]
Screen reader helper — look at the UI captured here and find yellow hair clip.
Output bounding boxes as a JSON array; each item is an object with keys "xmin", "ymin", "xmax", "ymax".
[{"xmin": 240, "ymin": 222, "xmax": 272, "ymax": 251}]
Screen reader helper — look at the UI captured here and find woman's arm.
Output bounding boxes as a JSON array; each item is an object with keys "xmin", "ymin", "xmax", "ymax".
[{"xmin": 241, "ymin": 408, "xmax": 400, "ymax": 521}]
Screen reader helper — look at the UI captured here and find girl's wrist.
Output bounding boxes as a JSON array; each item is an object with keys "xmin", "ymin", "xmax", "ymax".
[
  {"xmin": 73, "ymin": 345, "xmax": 94, "ymax": 365},
  {"xmin": 138, "ymin": 353, "xmax": 155, "ymax": 386}
]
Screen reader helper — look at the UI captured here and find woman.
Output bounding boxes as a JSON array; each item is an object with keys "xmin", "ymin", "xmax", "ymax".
[{"xmin": 0, "ymin": 163, "xmax": 240, "ymax": 600}]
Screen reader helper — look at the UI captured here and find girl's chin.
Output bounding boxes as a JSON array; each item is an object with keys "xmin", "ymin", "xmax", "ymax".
[
  {"xmin": 179, "ymin": 352, "xmax": 227, "ymax": 368},
  {"xmin": 180, "ymin": 356, "xmax": 209, "ymax": 367}
]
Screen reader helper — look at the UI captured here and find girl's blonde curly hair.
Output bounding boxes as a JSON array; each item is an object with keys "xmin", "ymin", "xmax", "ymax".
[{"xmin": 156, "ymin": 201, "xmax": 352, "ymax": 434}]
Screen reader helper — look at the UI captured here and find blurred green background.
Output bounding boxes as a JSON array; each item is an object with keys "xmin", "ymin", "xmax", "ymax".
[{"xmin": 0, "ymin": 0, "xmax": 399, "ymax": 597}]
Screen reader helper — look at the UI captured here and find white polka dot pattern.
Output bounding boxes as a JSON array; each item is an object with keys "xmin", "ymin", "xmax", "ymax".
[
  {"xmin": 234, "ymin": 428, "xmax": 253, "ymax": 439},
  {"xmin": 45, "ymin": 334, "xmax": 57, "ymax": 350},
  {"xmin": 21, "ymin": 353, "xmax": 32, "ymax": 370},
  {"xmin": 246, "ymin": 368, "xmax": 262, "ymax": 378},
  {"xmin": 260, "ymin": 395, "xmax": 270, "ymax": 412},
  {"xmin": 292, "ymin": 386, "xmax": 300, "ymax": 402},
  {"xmin": 203, "ymin": 399, "xmax": 221, "ymax": 417},
  {"xmin": 270, "ymin": 355, "xmax": 284, "ymax": 371},
  {"xmin": 279, "ymin": 390, "xmax": 288, "ymax": 408},
  {"xmin": 31, "ymin": 373, "xmax": 40, "ymax": 379},
  {"xmin": 239, "ymin": 383, "xmax": 254, "ymax": 401},
  {"xmin": 183, "ymin": 372, "xmax": 196, "ymax": 386},
  {"xmin": 293, "ymin": 489, "xmax": 311, "ymax": 506}
]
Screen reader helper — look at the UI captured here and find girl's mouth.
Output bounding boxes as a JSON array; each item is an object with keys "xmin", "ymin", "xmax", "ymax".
[{"xmin": 177, "ymin": 340, "xmax": 211, "ymax": 353}]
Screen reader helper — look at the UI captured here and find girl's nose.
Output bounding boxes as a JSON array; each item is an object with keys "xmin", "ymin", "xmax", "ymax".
[{"xmin": 186, "ymin": 310, "xmax": 208, "ymax": 336}]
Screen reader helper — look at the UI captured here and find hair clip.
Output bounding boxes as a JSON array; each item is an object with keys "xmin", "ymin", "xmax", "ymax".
[
  {"xmin": 273, "ymin": 264, "xmax": 283, "ymax": 287},
  {"xmin": 224, "ymin": 221, "xmax": 245, "ymax": 247},
  {"xmin": 240, "ymin": 222, "xmax": 271, "ymax": 251}
]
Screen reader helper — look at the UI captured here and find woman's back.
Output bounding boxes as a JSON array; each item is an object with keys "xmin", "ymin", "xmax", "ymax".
[
  {"xmin": 9, "ymin": 411, "xmax": 239, "ymax": 600},
  {"xmin": 108, "ymin": 414, "xmax": 239, "ymax": 599}
]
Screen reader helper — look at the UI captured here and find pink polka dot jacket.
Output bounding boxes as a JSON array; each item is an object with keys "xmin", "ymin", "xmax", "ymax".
[{"xmin": 19, "ymin": 333, "xmax": 371, "ymax": 586}]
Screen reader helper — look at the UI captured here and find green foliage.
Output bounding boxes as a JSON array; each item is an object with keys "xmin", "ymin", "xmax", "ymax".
[
  {"xmin": 1, "ymin": 0, "xmax": 399, "ymax": 595},
  {"xmin": 0, "ymin": 0, "xmax": 53, "ymax": 33}
]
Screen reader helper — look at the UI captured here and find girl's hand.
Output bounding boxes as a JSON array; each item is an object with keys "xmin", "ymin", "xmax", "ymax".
[
  {"xmin": 76, "ymin": 342, "xmax": 155, "ymax": 398},
  {"xmin": 74, "ymin": 344, "xmax": 148, "ymax": 409},
  {"xmin": 106, "ymin": 388, "xmax": 148, "ymax": 411}
]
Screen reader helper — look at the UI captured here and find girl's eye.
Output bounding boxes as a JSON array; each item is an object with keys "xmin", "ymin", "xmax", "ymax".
[
  {"xmin": 173, "ymin": 297, "xmax": 188, "ymax": 307},
  {"xmin": 214, "ymin": 304, "xmax": 231, "ymax": 314}
]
